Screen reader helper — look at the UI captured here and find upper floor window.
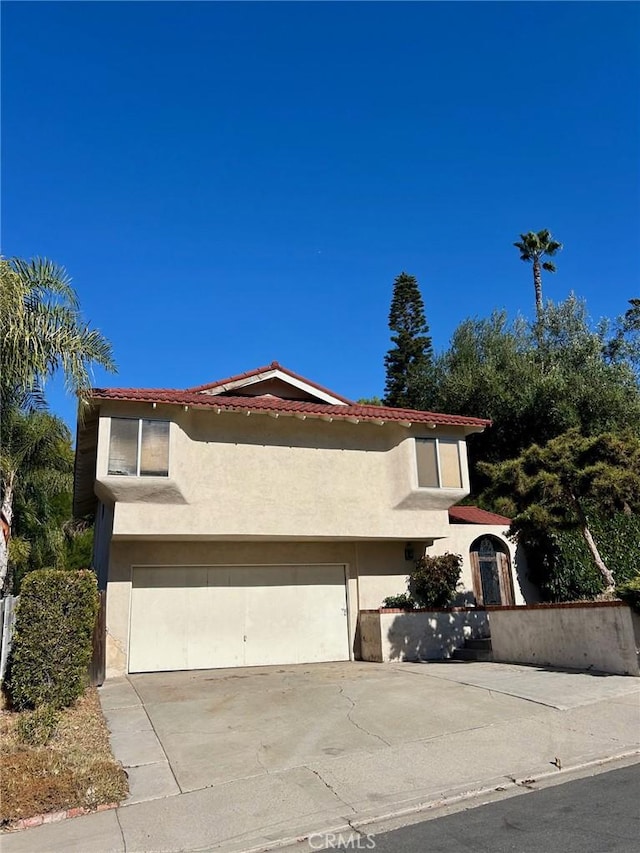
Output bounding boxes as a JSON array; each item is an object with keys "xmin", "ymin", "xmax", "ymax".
[
  {"xmin": 108, "ymin": 418, "xmax": 170, "ymax": 477},
  {"xmin": 415, "ymin": 438, "xmax": 462, "ymax": 489}
]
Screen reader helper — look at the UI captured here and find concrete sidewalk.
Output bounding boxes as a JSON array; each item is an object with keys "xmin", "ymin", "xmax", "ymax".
[{"xmin": 2, "ymin": 661, "xmax": 639, "ymax": 853}]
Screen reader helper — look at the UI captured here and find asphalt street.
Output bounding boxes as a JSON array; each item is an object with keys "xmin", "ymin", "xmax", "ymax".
[{"xmin": 369, "ymin": 763, "xmax": 640, "ymax": 853}]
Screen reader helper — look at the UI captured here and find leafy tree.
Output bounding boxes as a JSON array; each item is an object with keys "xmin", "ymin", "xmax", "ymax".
[
  {"xmin": 383, "ymin": 272, "xmax": 433, "ymax": 408},
  {"xmin": 0, "ymin": 257, "xmax": 115, "ymax": 592},
  {"xmin": 625, "ymin": 297, "xmax": 640, "ymax": 329},
  {"xmin": 479, "ymin": 429, "xmax": 640, "ymax": 591},
  {"xmin": 513, "ymin": 229, "xmax": 562, "ymax": 316},
  {"xmin": 430, "ymin": 296, "xmax": 640, "ymax": 494},
  {"xmin": 604, "ymin": 297, "xmax": 640, "ymax": 371},
  {"xmin": 64, "ymin": 526, "xmax": 94, "ymax": 572}
]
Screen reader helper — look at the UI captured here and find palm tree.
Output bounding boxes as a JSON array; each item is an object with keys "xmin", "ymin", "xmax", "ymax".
[
  {"xmin": 0, "ymin": 257, "xmax": 116, "ymax": 592},
  {"xmin": 1, "ymin": 257, "xmax": 116, "ymax": 410},
  {"xmin": 1, "ymin": 410, "xmax": 74, "ymax": 593},
  {"xmin": 513, "ymin": 230, "xmax": 562, "ymax": 316}
]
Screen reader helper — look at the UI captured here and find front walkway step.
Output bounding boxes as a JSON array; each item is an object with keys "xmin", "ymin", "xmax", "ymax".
[
  {"xmin": 465, "ymin": 638, "xmax": 493, "ymax": 651},
  {"xmin": 451, "ymin": 635, "xmax": 493, "ymax": 662},
  {"xmin": 451, "ymin": 648, "xmax": 494, "ymax": 662}
]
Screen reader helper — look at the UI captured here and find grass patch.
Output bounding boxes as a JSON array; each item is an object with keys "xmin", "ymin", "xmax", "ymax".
[{"xmin": 1, "ymin": 688, "xmax": 128, "ymax": 826}]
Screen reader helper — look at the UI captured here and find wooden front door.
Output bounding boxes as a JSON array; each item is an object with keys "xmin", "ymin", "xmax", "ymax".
[{"xmin": 470, "ymin": 538, "xmax": 515, "ymax": 606}]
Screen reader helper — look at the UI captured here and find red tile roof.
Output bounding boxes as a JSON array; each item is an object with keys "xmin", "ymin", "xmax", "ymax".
[
  {"xmin": 89, "ymin": 387, "xmax": 491, "ymax": 429},
  {"xmin": 448, "ymin": 506, "xmax": 511, "ymax": 525},
  {"xmin": 187, "ymin": 361, "xmax": 354, "ymax": 404}
]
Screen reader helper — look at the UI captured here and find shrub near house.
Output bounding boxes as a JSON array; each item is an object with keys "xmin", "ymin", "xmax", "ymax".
[
  {"xmin": 383, "ymin": 553, "xmax": 463, "ymax": 609},
  {"xmin": 367, "ymin": 553, "xmax": 485, "ymax": 663},
  {"xmin": 0, "ymin": 570, "xmax": 129, "ymax": 826},
  {"xmin": 6, "ymin": 569, "xmax": 98, "ymax": 710},
  {"xmin": 410, "ymin": 553, "xmax": 463, "ymax": 608}
]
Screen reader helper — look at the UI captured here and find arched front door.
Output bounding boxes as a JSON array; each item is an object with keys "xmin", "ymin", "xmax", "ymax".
[{"xmin": 470, "ymin": 536, "xmax": 515, "ymax": 606}]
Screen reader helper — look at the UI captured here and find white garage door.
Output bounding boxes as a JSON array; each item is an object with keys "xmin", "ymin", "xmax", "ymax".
[{"xmin": 128, "ymin": 564, "xmax": 350, "ymax": 673}]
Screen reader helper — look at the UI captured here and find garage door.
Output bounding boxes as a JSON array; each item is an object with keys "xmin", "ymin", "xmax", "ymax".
[{"xmin": 128, "ymin": 564, "xmax": 350, "ymax": 673}]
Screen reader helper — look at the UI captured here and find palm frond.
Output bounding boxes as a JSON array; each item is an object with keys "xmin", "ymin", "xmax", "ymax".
[
  {"xmin": 1, "ymin": 256, "xmax": 117, "ymax": 410},
  {"xmin": 9, "ymin": 257, "xmax": 78, "ymax": 307}
]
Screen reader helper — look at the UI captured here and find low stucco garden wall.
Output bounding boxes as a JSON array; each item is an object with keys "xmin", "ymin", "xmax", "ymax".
[
  {"xmin": 359, "ymin": 607, "xmax": 489, "ymax": 663},
  {"xmin": 488, "ymin": 601, "xmax": 640, "ymax": 676}
]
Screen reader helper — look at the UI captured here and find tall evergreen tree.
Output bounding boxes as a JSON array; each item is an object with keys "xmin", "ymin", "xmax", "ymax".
[{"xmin": 383, "ymin": 272, "xmax": 433, "ymax": 408}]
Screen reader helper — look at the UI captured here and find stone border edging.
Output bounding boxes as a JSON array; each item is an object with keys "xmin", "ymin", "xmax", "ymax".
[{"xmin": 2, "ymin": 801, "xmax": 119, "ymax": 833}]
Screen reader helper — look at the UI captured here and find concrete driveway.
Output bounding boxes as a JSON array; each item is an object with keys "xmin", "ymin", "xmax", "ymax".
[
  {"xmin": 100, "ymin": 660, "xmax": 640, "ymax": 803},
  {"xmin": 4, "ymin": 661, "xmax": 639, "ymax": 853}
]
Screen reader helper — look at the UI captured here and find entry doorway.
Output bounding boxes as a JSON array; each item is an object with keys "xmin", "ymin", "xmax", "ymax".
[{"xmin": 470, "ymin": 536, "xmax": 515, "ymax": 606}]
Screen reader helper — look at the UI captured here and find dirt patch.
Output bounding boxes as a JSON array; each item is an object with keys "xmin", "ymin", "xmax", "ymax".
[{"xmin": 1, "ymin": 688, "xmax": 128, "ymax": 826}]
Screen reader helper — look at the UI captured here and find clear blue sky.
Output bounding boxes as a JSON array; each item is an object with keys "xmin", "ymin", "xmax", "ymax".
[{"xmin": 3, "ymin": 1, "xmax": 639, "ymax": 429}]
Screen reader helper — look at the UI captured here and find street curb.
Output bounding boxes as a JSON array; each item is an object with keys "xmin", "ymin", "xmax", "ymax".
[
  {"xmin": 1, "ymin": 801, "xmax": 119, "ymax": 833},
  {"xmin": 244, "ymin": 749, "xmax": 640, "ymax": 853},
  {"xmin": 350, "ymin": 749, "xmax": 640, "ymax": 833},
  {"xmin": 2, "ymin": 750, "xmax": 638, "ymax": 843}
]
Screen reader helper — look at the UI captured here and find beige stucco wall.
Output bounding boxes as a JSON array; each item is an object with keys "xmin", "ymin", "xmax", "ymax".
[
  {"xmin": 95, "ymin": 403, "xmax": 498, "ymax": 676},
  {"xmin": 104, "ymin": 538, "xmax": 423, "ymax": 677},
  {"xmin": 425, "ymin": 524, "xmax": 534, "ymax": 605},
  {"xmin": 360, "ymin": 609, "xmax": 489, "ymax": 662},
  {"xmin": 489, "ymin": 604, "xmax": 640, "ymax": 676},
  {"xmin": 95, "ymin": 403, "xmax": 473, "ymax": 541}
]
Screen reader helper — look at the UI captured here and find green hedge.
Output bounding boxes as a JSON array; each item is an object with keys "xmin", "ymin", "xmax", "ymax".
[
  {"xmin": 617, "ymin": 574, "xmax": 640, "ymax": 613},
  {"xmin": 587, "ymin": 511, "xmax": 640, "ymax": 585},
  {"xmin": 521, "ymin": 508, "xmax": 640, "ymax": 602},
  {"xmin": 6, "ymin": 569, "xmax": 99, "ymax": 711}
]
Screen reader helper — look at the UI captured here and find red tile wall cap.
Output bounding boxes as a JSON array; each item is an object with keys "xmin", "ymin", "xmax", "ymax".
[
  {"xmin": 89, "ymin": 387, "xmax": 491, "ymax": 428},
  {"xmin": 485, "ymin": 600, "xmax": 627, "ymax": 612},
  {"xmin": 186, "ymin": 361, "xmax": 355, "ymax": 404},
  {"xmin": 360, "ymin": 606, "xmax": 487, "ymax": 614},
  {"xmin": 448, "ymin": 506, "xmax": 511, "ymax": 525}
]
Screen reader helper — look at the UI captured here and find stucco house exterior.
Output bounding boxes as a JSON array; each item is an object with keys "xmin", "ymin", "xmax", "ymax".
[{"xmin": 73, "ymin": 362, "xmax": 527, "ymax": 678}]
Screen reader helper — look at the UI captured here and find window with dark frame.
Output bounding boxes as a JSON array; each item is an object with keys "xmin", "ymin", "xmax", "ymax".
[{"xmin": 108, "ymin": 418, "xmax": 170, "ymax": 477}]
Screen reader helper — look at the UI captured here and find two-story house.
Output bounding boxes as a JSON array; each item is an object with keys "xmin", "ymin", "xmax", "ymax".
[{"xmin": 73, "ymin": 362, "xmax": 524, "ymax": 678}]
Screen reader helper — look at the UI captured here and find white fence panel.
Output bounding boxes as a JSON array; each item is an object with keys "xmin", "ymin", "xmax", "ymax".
[{"xmin": 0, "ymin": 594, "xmax": 18, "ymax": 682}]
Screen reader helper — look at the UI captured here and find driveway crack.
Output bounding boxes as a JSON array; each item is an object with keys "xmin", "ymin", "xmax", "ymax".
[
  {"xmin": 308, "ymin": 767, "xmax": 356, "ymax": 812},
  {"xmin": 339, "ymin": 686, "xmax": 391, "ymax": 746},
  {"xmin": 255, "ymin": 742, "xmax": 269, "ymax": 774},
  {"xmin": 115, "ymin": 807, "xmax": 127, "ymax": 852}
]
